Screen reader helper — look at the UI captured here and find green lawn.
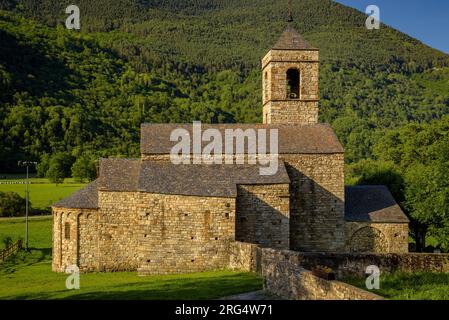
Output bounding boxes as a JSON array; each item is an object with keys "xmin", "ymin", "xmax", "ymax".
[
  {"xmin": 0, "ymin": 182, "xmax": 86, "ymax": 210},
  {"xmin": 345, "ymin": 272, "xmax": 449, "ymax": 300},
  {"xmin": 0, "ymin": 216, "xmax": 262, "ymax": 300},
  {"xmin": 0, "ymin": 216, "xmax": 52, "ymax": 249}
]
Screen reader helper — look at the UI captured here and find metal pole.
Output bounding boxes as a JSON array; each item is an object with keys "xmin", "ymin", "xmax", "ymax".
[{"xmin": 26, "ymin": 165, "xmax": 29, "ymax": 251}]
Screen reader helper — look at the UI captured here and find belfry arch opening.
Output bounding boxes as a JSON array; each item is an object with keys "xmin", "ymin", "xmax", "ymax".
[{"xmin": 286, "ymin": 69, "xmax": 300, "ymax": 99}]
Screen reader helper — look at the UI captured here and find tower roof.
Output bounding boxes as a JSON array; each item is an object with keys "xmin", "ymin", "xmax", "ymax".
[{"xmin": 272, "ymin": 25, "xmax": 316, "ymax": 50}]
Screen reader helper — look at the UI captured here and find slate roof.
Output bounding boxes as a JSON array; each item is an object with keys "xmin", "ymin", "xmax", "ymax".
[
  {"xmin": 140, "ymin": 123, "xmax": 344, "ymax": 155},
  {"xmin": 272, "ymin": 25, "xmax": 316, "ymax": 50},
  {"xmin": 52, "ymin": 157, "xmax": 291, "ymax": 208},
  {"xmin": 138, "ymin": 161, "xmax": 290, "ymax": 198},
  {"xmin": 52, "ymin": 180, "xmax": 99, "ymax": 209},
  {"xmin": 345, "ymin": 185, "xmax": 409, "ymax": 223},
  {"xmin": 97, "ymin": 158, "xmax": 140, "ymax": 192},
  {"xmin": 96, "ymin": 158, "xmax": 290, "ymax": 198}
]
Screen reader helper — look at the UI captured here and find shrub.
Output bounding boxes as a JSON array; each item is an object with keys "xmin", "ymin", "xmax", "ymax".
[
  {"xmin": 2, "ymin": 236, "xmax": 13, "ymax": 248},
  {"xmin": 0, "ymin": 191, "xmax": 29, "ymax": 217}
]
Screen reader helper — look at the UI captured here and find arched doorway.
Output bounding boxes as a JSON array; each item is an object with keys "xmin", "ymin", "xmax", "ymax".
[{"xmin": 350, "ymin": 227, "xmax": 389, "ymax": 253}]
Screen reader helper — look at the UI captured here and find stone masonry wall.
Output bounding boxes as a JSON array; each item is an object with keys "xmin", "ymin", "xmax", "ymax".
[
  {"xmin": 262, "ymin": 61, "xmax": 319, "ymax": 103},
  {"xmin": 97, "ymin": 191, "xmax": 141, "ymax": 271},
  {"xmin": 229, "ymin": 241, "xmax": 261, "ymax": 273},
  {"xmin": 52, "ymin": 207, "xmax": 98, "ymax": 273},
  {"xmin": 280, "ymin": 153, "xmax": 345, "ymax": 252},
  {"xmin": 236, "ymin": 184, "xmax": 290, "ymax": 250},
  {"xmin": 345, "ymin": 222, "xmax": 409, "ymax": 254},
  {"xmin": 138, "ymin": 193, "xmax": 236, "ymax": 275},
  {"xmin": 289, "ymin": 251, "xmax": 449, "ymax": 278},
  {"xmin": 262, "ymin": 49, "xmax": 319, "ymax": 125},
  {"xmin": 263, "ymin": 100, "xmax": 318, "ymax": 125},
  {"xmin": 261, "ymin": 248, "xmax": 384, "ymax": 300},
  {"xmin": 229, "ymin": 242, "xmax": 448, "ymax": 299}
]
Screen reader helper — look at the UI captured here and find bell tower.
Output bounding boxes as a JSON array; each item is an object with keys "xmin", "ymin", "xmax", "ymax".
[{"xmin": 262, "ymin": 23, "xmax": 319, "ymax": 125}]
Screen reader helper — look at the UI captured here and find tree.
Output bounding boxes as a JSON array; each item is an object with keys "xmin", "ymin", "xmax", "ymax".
[
  {"xmin": 71, "ymin": 153, "xmax": 97, "ymax": 182},
  {"xmin": 46, "ymin": 160, "xmax": 65, "ymax": 185},
  {"xmin": 45, "ymin": 152, "xmax": 74, "ymax": 185},
  {"xmin": 36, "ymin": 153, "xmax": 50, "ymax": 178},
  {"xmin": 405, "ymin": 162, "xmax": 449, "ymax": 252},
  {"xmin": 0, "ymin": 191, "xmax": 29, "ymax": 217},
  {"xmin": 346, "ymin": 159, "xmax": 405, "ymax": 203}
]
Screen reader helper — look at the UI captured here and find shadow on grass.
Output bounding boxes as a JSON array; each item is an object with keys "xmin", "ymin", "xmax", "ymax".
[
  {"xmin": 7, "ymin": 273, "xmax": 262, "ymax": 300},
  {"xmin": 1, "ymin": 247, "xmax": 52, "ymax": 274}
]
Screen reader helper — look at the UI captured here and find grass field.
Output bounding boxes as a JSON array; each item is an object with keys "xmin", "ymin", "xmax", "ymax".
[
  {"xmin": 0, "ymin": 215, "xmax": 52, "ymax": 249},
  {"xmin": 345, "ymin": 272, "xmax": 449, "ymax": 300},
  {"xmin": 0, "ymin": 181, "xmax": 86, "ymax": 210},
  {"xmin": 0, "ymin": 216, "xmax": 263, "ymax": 300}
]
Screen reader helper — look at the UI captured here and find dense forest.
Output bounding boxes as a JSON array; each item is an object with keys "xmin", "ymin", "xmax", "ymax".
[{"xmin": 1, "ymin": 0, "xmax": 449, "ymax": 249}]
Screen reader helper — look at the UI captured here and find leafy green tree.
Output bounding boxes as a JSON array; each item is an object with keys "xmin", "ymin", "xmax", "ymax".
[
  {"xmin": 46, "ymin": 161, "xmax": 65, "ymax": 185},
  {"xmin": 0, "ymin": 191, "xmax": 28, "ymax": 217},
  {"xmin": 346, "ymin": 159, "xmax": 405, "ymax": 203},
  {"xmin": 405, "ymin": 162, "xmax": 449, "ymax": 252},
  {"xmin": 71, "ymin": 153, "xmax": 97, "ymax": 182},
  {"xmin": 45, "ymin": 152, "xmax": 74, "ymax": 185},
  {"xmin": 36, "ymin": 153, "xmax": 50, "ymax": 178},
  {"xmin": 371, "ymin": 116, "xmax": 449, "ymax": 251}
]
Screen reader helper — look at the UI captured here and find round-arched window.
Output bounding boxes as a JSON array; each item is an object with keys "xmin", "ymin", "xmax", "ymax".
[{"xmin": 286, "ymin": 69, "xmax": 300, "ymax": 99}]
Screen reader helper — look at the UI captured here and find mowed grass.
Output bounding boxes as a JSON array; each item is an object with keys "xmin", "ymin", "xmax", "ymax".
[
  {"xmin": 0, "ymin": 182, "xmax": 86, "ymax": 210},
  {"xmin": 345, "ymin": 272, "xmax": 449, "ymax": 300},
  {"xmin": 0, "ymin": 216, "xmax": 263, "ymax": 300},
  {"xmin": 0, "ymin": 216, "xmax": 52, "ymax": 249}
]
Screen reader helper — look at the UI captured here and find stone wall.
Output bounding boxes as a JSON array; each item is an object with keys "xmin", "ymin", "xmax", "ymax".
[
  {"xmin": 52, "ymin": 207, "xmax": 98, "ymax": 273},
  {"xmin": 229, "ymin": 241, "xmax": 262, "ymax": 273},
  {"xmin": 141, "ymin": 154, "xmax": 171, "ymax": 162},
  {"xmin": 345, "ymin": 222, "xmax": 409, "ymax": 254},
  {"xmin": 286, "ymin": 251, "xmax": 449, "ymax": 278},
  {"xmin": 55, "ymin": 191, "xmax": 237, "ymax": 275},
  {"xmin": 262, "ymin": 49, "xmax": 319, "ymax": 125},
  {"xmin": 261, "ymin": 50, "xmax": 319, "ymax": 103},
  {"xmin": 263, "ymin": 100, "xmax": 318, "ymax": 125},
  {"xmin": 138, "ymin": 193, "xmax": 235, "ymax": 275},
  {"xmin": 261, "ymin": 248, "xmax": 383, "ymax": 300},
  {"xmin": 281, "ymin": 154, "xmax": 345, "ymax": 252},
  {"xmin": 236, "ymin": 184, "xmax": 290, "ymax": 250},
  {"xmin": 97, "ymin": 191, "xmax": 141, "ymax": 271}
]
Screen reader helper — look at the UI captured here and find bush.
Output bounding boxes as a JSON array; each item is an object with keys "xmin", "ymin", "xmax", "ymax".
[
  {"xmin": 2, "ymin": 236, "xmax": 13, "ymax": 248},
  {"xmin": 0, "ymin": 191, "xmax": 29, "ymax": 217}
]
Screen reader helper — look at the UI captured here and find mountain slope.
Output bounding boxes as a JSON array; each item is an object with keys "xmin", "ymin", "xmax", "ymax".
[{"xmin": 1, "ymin": 0, "xmax": 449, "ymax": 171}]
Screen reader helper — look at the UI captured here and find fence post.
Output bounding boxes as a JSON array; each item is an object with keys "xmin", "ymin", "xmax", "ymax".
[{"xmin": 18, "ymin": 239, "xmax": 22, "ymax": 250}]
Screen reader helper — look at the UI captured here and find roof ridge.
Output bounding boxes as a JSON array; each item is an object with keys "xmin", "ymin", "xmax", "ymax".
[{"xmin": 272, "ymin": 25, "xmax": 315, "ymax": 50}]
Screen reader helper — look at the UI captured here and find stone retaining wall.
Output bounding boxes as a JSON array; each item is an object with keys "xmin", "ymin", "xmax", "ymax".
[
  {"xmin": 290, "ymin": 251, "xmax": 449, "ymax": 278},
  {"xmin": 261, "ymin": 248, "xmax": 383, "ymax": 300},
  {"xmin": 229, "ymin": 242, "xmax": 449, "ymax": 300},
  {"xmin": 229, "ymin": 241, "xmax": 261, "ymax": 273}
]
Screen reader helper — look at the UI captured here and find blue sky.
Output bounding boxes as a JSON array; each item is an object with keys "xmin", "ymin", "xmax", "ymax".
[{"xmin": 335, "ymin": 0, "xmax": 449, "ymax": 54}]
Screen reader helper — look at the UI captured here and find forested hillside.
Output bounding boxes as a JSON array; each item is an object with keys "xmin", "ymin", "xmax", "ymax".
[{"xmin": 1, "ymin": 0, "xmax": 449, "ymax": 171}]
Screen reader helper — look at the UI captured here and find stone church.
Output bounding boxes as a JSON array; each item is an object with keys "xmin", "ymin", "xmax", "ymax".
[{"xmin": 52, "ymin": 25, "xmax": 409, "ymax": 275}]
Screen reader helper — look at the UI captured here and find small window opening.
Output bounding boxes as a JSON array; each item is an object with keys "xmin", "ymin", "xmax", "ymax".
[
  {"xmin": 286, "ymin": 69, "xmax": 300, "ymax": 99},
  {"xmin": 64, "ymin": 222, "xmax": 70, "ymax": 240}
]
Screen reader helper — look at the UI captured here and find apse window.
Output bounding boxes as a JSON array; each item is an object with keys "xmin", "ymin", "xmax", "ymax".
[
  {"xmin": 64, "ymin": 222, "xmax": 71, "ymax": 240},
  {"xmin": 286, "ymin": 68, "xmax": 300, "ymax": 99}
]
